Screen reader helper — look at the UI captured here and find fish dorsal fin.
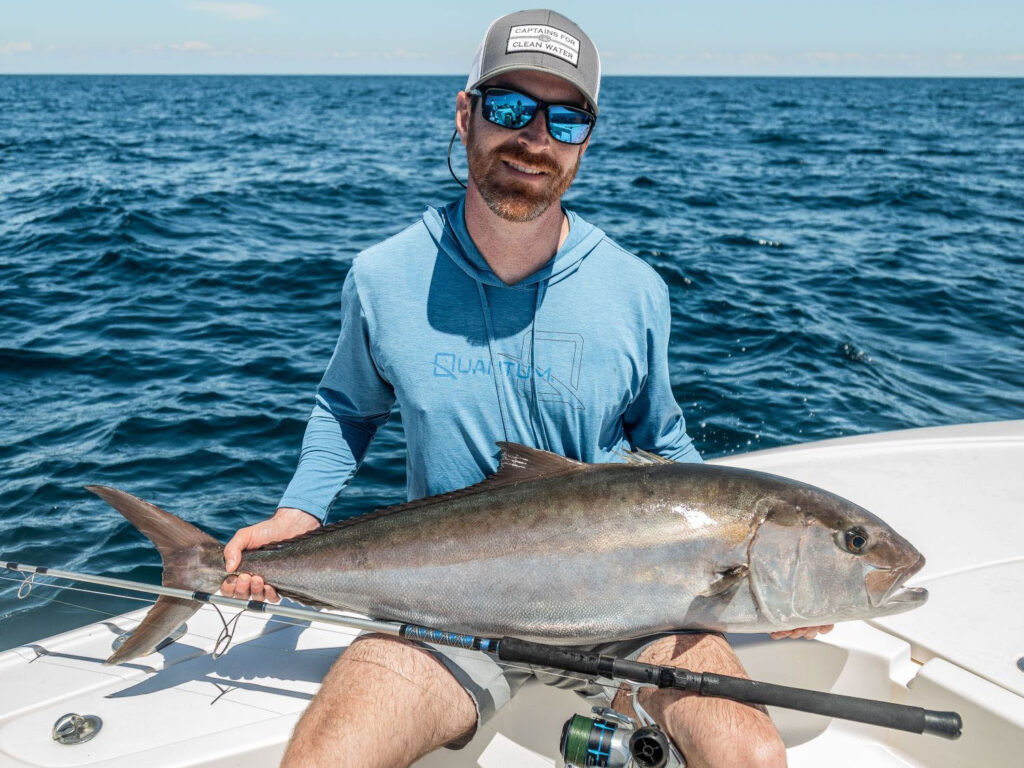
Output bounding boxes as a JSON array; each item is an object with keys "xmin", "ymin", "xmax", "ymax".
[
  {"xmin": 494, "ymin": 441, "xmax": 587, "ymax": 480},
  {"xmin": 620, "ymin": 448, "xmax": 675, "ymax": 465},
  {"xmin": 252, "ymin": 443, "xmax": 589, "ymax": 551}
]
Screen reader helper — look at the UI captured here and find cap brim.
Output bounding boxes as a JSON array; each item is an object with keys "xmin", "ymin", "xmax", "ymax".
[{"xmin": 469, "ymin": 64, "xmax": 599, "ymax": 115}]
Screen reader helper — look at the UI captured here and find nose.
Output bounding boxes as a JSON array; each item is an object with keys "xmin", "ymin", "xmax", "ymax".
[{"xmin": 517, "ymin": 109, "xmax": 551, "ymax": 149}]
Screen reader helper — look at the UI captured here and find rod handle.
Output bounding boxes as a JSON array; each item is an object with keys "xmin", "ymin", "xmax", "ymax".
[
  {"xmin": 495, "ymin": 638, "xmax": 963, "ymax": 740},
  {"xmin": 692, "ymin": 672, "xmax": 962, "ymax": 740},
  {"xmin": 923, "ymin": 711, "xmax": 964, "ymax": 740},
  {"xmin": 497, "ymin": 637, "xmax": 673, "ymax": 686}
]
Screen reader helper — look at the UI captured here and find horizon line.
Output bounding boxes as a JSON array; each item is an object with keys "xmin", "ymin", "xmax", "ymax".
[{"xmin": 2, "ymin": 72, "xmax": 1022, "ymax": 79}]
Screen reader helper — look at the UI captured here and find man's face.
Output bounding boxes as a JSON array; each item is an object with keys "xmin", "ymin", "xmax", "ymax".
[{"xmin": 459, "ymin": 70, "xmax": 591, "ymax": 223}]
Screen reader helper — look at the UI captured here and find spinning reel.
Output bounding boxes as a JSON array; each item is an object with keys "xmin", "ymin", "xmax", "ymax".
[{"xmin": 560, "ymin": 706, "xmax": 673, "ymax": 768}]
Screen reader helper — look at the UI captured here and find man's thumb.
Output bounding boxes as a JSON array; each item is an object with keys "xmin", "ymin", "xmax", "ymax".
[{"xmin": 223, "ymin": 532, "xmax": 247, "ymax": 572}]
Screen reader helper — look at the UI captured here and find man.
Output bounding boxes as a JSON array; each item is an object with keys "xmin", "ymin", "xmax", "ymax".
[{"xmin": 223, "ymin": 10, "xmax": 825, "ymax": 767}]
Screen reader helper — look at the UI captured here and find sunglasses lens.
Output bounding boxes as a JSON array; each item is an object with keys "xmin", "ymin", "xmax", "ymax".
[
  {"xmin": 482, "ymin": 89, "xmax": 536, "ymax": 129},
  {"xmin": 547, "ymin": 106, "xmax": 594, "ymax": 144},
  {"xmin": 478, "ymin": 88, "xmax": 595, "ymax": 145}
]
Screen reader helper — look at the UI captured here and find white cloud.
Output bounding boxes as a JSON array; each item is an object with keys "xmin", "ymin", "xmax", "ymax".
[
  {"xmin": 188, "ymin": 3, "xmax": 273, "ymax": 21},
  {"xmin": 1, "ymin": 41, "xmax": 32, "ymax": 56},
  {"xmin": 739, "ymin": 53, "xmax": 779, "ymax": 66},
  {"xmin": 171, "ymin": 41, "xmax": 213, "ymax": 51}
]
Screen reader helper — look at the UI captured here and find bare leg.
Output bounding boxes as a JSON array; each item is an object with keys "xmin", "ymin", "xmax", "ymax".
[
  {"xmin": 282, "ymin": 634, "xmax": 477, "ymax": 768},
  {"xmin": 611, "ymin": 634, "xmax": 787, "ymax": 768}
]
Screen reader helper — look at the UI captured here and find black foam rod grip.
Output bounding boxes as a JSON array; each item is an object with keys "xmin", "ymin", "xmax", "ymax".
[
  {"xmin": 498, "ymin": 637, "xmax": 608, "ymax": 676},
  {"xmin": 496, "ymin": 637, "xmax": 962, "ymax": 740},
  {"xmin": 691, "ymin": 671, "xmax": 962, "ymax": 740}
]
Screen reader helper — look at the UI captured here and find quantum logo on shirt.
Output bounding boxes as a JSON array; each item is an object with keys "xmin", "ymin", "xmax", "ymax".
[
  {"xmin": 433, "ymin": 353, "xmax": 550, "ymax": 382},
  {"xmin": 431, "ymin": 331, "xmax": 585, "ymax": 411}
]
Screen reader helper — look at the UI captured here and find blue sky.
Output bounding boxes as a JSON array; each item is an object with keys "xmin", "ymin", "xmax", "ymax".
[{"xmin": 2, "ymin": 1, "xmax": 1022, "ymax": 76}]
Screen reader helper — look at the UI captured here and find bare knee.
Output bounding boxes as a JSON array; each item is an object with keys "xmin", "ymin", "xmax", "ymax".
[
  {"xmin": 646, "ymin": 692, "xmax": 786, "ymax": 768},
  {"xmin": 742, "ymin": 734, "xmax": 787, "ymax": 768},
  {"xmin": 631, "ymin": 634, "xmax": 787, "ymax": 768},
  {"xmin": 284, "ymin": 634, "xmax": 476, "ymax": 768},
  {"xmin": 326, "ymin": 633, "xmax": 476, "ymax": 728}
]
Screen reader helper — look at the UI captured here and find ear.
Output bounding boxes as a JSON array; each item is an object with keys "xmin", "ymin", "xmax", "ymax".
[{"xmin": 455, "ymin": 91, "xmax": 472, "ymax": 146}]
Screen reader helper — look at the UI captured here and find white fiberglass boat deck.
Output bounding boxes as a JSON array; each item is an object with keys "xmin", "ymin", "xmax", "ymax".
[{"xmin": 1, "ymin": 421, "xmax": 1022, "ymax": 767}]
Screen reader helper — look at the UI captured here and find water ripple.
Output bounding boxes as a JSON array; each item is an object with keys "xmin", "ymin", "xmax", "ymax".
[{"xmin": 1, "ymin": 75, "xmax": 1023, "ymax": 647}]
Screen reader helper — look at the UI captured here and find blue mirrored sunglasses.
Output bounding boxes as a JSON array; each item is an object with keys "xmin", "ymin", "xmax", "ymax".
[{"xmin": 470, "ymin": 87, "xmax": 596, "ymax": 145}]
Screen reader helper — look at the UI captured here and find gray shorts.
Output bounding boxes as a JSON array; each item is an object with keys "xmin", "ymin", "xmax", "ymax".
[{"xmin": 419, "ymin": 631, "xmax": 714, "ymax": 749}]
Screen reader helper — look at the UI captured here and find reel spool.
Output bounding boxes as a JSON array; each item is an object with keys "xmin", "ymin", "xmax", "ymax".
[{"xmin": 560, "ymin": 707, "xmax": 671, "ymax": 768}]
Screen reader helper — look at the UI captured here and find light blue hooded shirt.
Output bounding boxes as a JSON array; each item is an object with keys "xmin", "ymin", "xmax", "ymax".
[{"xmin": 279, "ymin": 198, "xmax": 701, "ymax": 521}]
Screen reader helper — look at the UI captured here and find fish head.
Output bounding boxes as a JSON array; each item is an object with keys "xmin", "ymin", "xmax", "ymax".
[{"xmin": 746, "ymin": 485, "xmax": 927, "ymax": 628}]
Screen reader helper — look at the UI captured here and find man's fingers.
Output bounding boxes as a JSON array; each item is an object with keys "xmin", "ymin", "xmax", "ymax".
[
  {"xmin": 221, "ymin": 513, "xmax": 316, "ymax": 603},
  {"xmin": 244, "ymin": 578, "xmax": 280, "ymax": 604},
  {"xmin": 234, "ymin": 573, "xmax": 253, "ymax": 599},
  {"xmin": 769, "ymin": 624, "xmax": 835, "ymax": 640},
  {"xmin": 220, "ymin": 574, "xmax": 237, "ymax": 597},
  {"xmin": 250, "ymin": 575, "xmax": 265, "ymax": 602},
  {"xmin": 220, "ymin": 572, "xmax": 278, "ymax": 602}
]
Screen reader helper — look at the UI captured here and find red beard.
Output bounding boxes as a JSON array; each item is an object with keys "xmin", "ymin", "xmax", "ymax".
[{"xmin": 466, "ymin": 128, "xmax": 581, "ymax": 222}]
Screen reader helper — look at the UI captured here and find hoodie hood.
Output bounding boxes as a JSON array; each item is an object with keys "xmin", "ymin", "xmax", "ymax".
[{"xmin": 423, "ymin": 198, "xmax": 605, "ymax": 288}]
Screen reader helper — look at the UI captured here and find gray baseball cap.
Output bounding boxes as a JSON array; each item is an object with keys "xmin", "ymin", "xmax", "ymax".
[{"xmin": 466, "ymin": 9, "xmax": 601, "ymax": 114}]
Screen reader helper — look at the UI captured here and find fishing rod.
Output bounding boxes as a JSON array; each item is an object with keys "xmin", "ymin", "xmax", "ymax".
[{"xmin": 3, "ymin": 561, "xmax": 962, "ymax": 742}]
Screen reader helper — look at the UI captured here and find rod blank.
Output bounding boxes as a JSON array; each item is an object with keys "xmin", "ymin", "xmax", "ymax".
[
  {"xmin": 3, "ymin": 561, "xmax": 404, "ymax": 637},
  {"xmin": 4, "ymin": 561, "xmax": 963, "ymax": 740}
]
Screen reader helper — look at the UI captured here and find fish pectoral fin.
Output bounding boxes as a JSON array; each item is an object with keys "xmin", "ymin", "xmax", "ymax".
[
  {"xmin": 271, "ymin": 587, "xmax": 336, "ymax": 611},
  {"xmin": 699, "ymin": 565, "xmax": 749, "ymax": 598}
]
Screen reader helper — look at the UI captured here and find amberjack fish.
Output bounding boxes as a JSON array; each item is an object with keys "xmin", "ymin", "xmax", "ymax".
[{"xmin": 88, "ymin": 442, "xmax": 927, "ymax": 665}]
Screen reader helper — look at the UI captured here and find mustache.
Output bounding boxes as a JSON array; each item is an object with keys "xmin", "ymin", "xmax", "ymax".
[{"xmin": 493, "ymin": 144, "xmax": 561, "ymax": 175}]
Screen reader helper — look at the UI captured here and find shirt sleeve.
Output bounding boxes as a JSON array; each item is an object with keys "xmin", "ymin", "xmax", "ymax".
[
  {"xmin": 278, "ymin": 267, "xmax": 396, "ymax": 521},
  {"xmin": 622, "ymin": 281, "xmax": 703, "ymax": 464}
]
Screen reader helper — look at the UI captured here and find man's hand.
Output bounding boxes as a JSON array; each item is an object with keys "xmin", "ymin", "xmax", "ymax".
[
  {"xmin": 769, "ymin": 624, "xmax": 834, "ymax": 640},
  {"xmin": 221, "ymin": 507, "xmax": 321, "ymax": 602}
]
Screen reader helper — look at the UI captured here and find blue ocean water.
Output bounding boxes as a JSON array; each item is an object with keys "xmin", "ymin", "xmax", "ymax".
[{"xmin": 1, "ymin": 76, "xmax": 1022, "ymax": 650}]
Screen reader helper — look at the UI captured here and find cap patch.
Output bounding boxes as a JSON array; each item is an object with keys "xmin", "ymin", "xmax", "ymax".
[{"xmin": 506, "ymin": 24, "xmax": 580, "ymax": 67}]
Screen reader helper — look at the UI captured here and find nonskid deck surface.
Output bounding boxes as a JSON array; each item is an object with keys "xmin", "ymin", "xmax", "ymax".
[{"xmin": 1, "ymin": 421, "xmax": 1023, "ymax": 767}]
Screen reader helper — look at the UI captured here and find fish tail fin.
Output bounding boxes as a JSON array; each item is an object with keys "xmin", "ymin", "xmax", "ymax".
[{"xmin": 85, "ymin": 485, "xmax": 226, "ymax": 665}]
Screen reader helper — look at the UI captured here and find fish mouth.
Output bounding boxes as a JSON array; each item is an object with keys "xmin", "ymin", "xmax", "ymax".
[
  {"xmin": 869, "ymin": 553, "xmax": 928, "ymax": 611},
  {"xmin": 882, "ymin": 585, "xmax": 928, "ymax": 609}
]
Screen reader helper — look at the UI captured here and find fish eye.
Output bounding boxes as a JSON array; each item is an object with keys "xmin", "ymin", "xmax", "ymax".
[{"xmin": 842, "ymin": 527, "xmax": 870, "ymax": 555}]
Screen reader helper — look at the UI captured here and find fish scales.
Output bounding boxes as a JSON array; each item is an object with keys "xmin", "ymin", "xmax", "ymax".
[
  {"xmin": 239, "ymin": 463, "xmax": 756, "ymax": 642},
  {"xmin": 86, "ymin": 442, "xmax": 928, "ymax": 663}
]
